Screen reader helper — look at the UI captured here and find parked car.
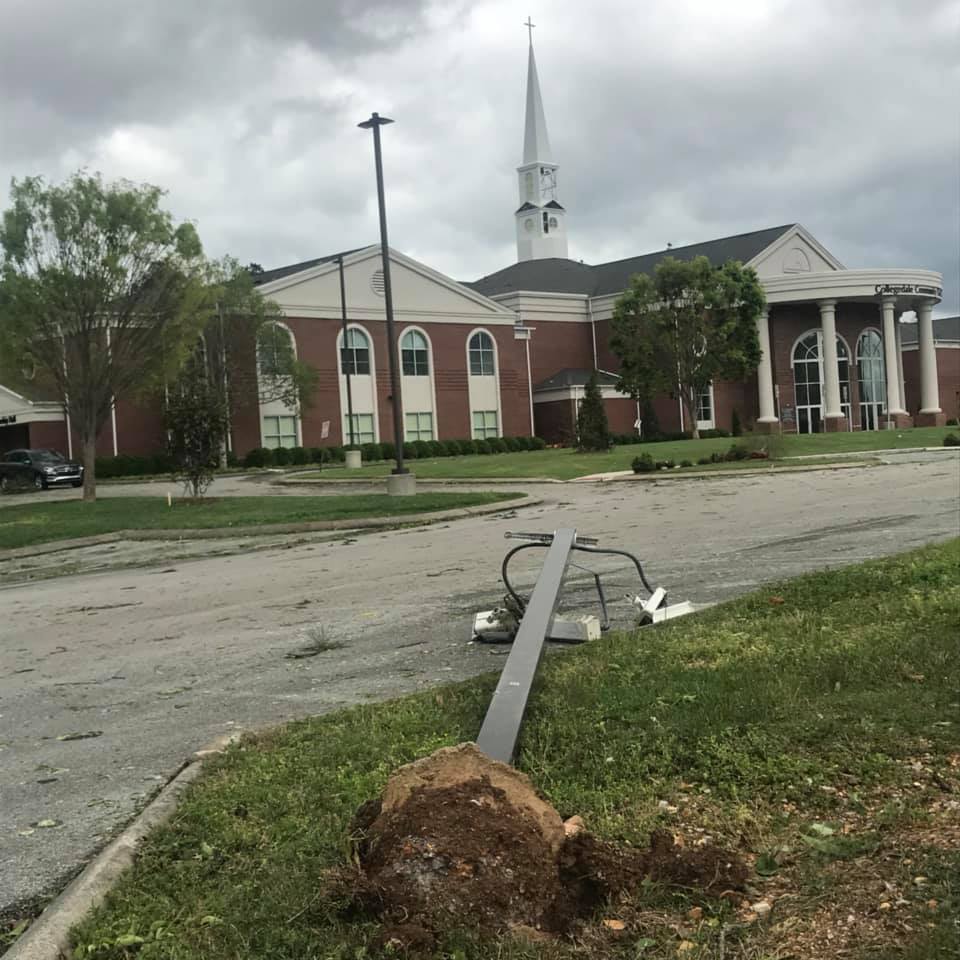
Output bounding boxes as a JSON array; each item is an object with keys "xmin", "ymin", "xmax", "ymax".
[{"xmin": 0, "ymin": 449, "xmax": 84, "ymax": 492}]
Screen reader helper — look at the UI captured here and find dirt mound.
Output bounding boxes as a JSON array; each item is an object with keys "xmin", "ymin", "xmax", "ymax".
[{"xmin": 341, "ymin": 743, "xmax": 747, "ymax": 943}]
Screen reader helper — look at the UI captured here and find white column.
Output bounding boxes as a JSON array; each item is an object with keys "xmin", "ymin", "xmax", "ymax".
[
  {"xmin": 895, "ymin": 315, "xmax": 906, "ymax": 413},
  {"xmin": 819, "ymin": 300, "xmax": 843, "ymax": 420},
  {"xmin": 881, "ymin": 297, "xmax": 905, "ymax": 415},
  {"xmin": 756, "ymin": 307, "xmax": 778, "ymax": 423},
  {"xmin": 917, "ymin": 301, "xmax": 942, "ymax": 414}
]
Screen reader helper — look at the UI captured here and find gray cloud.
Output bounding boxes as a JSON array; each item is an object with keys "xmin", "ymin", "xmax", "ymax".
[{"xmin": 1, "ymin": 0, "xmax": 957, "ymax": 312}]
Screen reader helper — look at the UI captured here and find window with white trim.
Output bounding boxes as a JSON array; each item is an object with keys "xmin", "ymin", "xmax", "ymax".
[
  {"xmin": 405, "ymin": 411, "xmax": 434, "ymax": 441},
  {"xmin": 341, "ymin": 328, "xmax": 371, "ymax": 375},
  {"xmin": 472, "ymin": 410, "xmax": 499, "ymax": 439},
  {"xmin": 344, "ymin": 413, "xmax": 375, "ymax": 444},
  {"xmin": 263, "ymin": 415, "xmax": 298, "ymax": 449},
  {"xmin": 696, "ymin": 386, "xmax": 714, "ymax": 426},
  {"xmin": 400, "ymin": 330, "xmax": 429, "ymax": 376},
  {"xmin": 469, "ymin": 331, "xmax": 495, "ymax": 376},
  {"xmin": 258, "ymin": 323, "xmax": 295, "ymax": 378}
]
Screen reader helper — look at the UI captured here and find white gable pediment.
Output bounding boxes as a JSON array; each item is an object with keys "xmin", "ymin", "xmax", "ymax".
[
  {"xmin": 749, "ymin": 225, "xmax": 845, "ymax": 280},
  {"xmin": 256, "ymin": 248, "xmax": 518, "ymax": 325}
]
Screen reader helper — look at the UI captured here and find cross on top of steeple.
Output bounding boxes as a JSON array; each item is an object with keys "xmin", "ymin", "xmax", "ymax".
[{"xmin": 524, "ymin": 16, "xmax": 535, "ymax": 45}]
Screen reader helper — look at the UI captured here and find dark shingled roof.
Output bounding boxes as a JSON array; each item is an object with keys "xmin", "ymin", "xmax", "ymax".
[
  {"xmin": 466, "ymin": 224, "xmax": 796, "ymax": 298},
  {"xmin": 899, "ymin": 315, "xmax": 960, "ymax": 344},
  {"xmin": 535, "ymin": 368, "xmax": 620, "ymax": 391},
  {"xmin": 251, "ymin": 247, "xmax": 367, "ymax": 286}
]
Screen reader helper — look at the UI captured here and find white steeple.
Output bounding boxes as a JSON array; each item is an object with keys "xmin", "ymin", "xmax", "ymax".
[{"xmin": 516, "ymin": 19, "xmax": 568, "ymax": 262}]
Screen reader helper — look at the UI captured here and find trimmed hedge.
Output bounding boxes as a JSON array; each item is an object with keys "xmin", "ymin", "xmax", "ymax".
[{"xmin": 94, "ymin": 454, "xmax": 174, "ymax": 478}]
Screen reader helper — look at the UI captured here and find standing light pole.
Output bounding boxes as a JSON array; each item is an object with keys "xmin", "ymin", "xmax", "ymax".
[
  {"xmin": 358, "ymin": 111, "xmax": 407, "ymax": 478},
  {"xmin": 336, "ymin": 255, "xmax": 356, "ymax": 449}
]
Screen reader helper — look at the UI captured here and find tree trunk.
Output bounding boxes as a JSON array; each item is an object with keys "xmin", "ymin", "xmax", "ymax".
[
  {"xmin": 684, "ymin": 389, "xmax": 700, "ymax": 440},
  {"xmin": 81, "ymin": 429, "xmax": 97, "ymax": 502}
]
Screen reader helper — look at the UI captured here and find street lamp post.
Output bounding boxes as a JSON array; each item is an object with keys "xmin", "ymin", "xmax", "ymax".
[{"xmin": 358, "ymin": 111, "xmax": 407, "ymax": 477}]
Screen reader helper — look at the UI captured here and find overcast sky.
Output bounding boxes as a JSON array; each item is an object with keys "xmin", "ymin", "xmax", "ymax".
[{"xmin": 2, "ymin": 0, "xmax": 958, "ymax": 313}]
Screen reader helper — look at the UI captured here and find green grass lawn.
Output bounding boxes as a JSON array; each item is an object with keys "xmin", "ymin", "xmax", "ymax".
[
  {"xmin": 58, "ymin": 540, "xmax": 960, "ymax": 960},
  {"xmin": 0, "ymin": 493, "xmax": 522, "ymax": 551},
  {"xmin": 298, "ymin": 426, "xmax": 956, "ymax": 481}
]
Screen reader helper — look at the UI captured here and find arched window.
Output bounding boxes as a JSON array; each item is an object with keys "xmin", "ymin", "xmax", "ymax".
[
  {"xmin": 857, "ymin": 330, "xmax": 886, "ymax": 430},
  {"xmin": 341, "ymin": 327, "xmax": 370, "ymax": 375},
  {"xmin": 791, "ymin": 331, "xmax": 851, "ymax": 434},
  {"xmin": 400, "ymin": 329, "xmax": 429, "ymax": 376},
  {"xmin": 468, "ymin": 331, "xmax": 495, "ymax": 376},
  {"xmin": 257, "ymin": 322, "xmax": 296, "ymax": 378}
]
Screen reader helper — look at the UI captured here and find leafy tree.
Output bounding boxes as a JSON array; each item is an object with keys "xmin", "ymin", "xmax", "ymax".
[
  {"xmin": 202, "ymin": 260, "xmax": 317, "ymax": 464},
  {"xmin": 165, "ymin": 353, "xmax": 228, "ymax": 498},
  {"xmin": 610, "ymin": 256, "xmax": 765, "ymax": 439},
  {"xmin": 0, "ymin": 172, "xmax": 208, "ymax": 500},
  {"xmin": 576, "ymin": 370, "xmax": 611, "ymax": 451}
]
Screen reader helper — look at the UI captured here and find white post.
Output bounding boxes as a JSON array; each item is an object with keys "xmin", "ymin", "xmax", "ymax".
[
  {"xmin": 818, "ymin": 300, "xmax": 844, "ymax": 422},
  {"xmin": 895, "ymin": 315, "xmax": 907, "ymax": 413},
  {"xmin": 756, "ymin": 307, "xmax": 778, "ymax": 424},
  {"xmin": 881, "ymin": 297, "xmax": 905, "ymax": 416},
  {"xmin": 916, "ymin": 301, "xmax": 942, "ymax": 415}
]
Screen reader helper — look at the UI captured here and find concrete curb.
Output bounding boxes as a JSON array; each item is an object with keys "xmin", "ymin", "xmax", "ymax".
[
  {"xmin": 0, "ymin": 496, "xmax": 537, "ymax": 564},
  {"xmin": 572, "ymin": 460, "xmax": 877, "ymax": 483},
  {"xmin": 274, "ymin": 476, "xmax": 563, "ymax": 486},
  {"xmin": 4, "ymin": 736, "xmax": 237, "ymax": 960}
]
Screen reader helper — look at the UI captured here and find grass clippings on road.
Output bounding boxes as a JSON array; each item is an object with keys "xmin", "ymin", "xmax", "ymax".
[
  {"xmin": 0, "ymin": 492, "xmax": 522, "ymax": 551},
  {"xmin": 59, "ymin": 539, "xmax": 960, "ymax": 960},
  {"xmin": 297, "ymin": 426, "xmax": 955, "ymax": 481}
]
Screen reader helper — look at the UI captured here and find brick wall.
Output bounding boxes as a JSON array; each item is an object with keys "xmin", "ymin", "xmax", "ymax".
[{"xmin": 902, "ymin": 347, "xmax": 960, "ymax": 420}]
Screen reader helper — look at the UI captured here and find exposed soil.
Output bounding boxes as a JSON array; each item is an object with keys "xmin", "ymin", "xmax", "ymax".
[{"xmin": 338, "ymin": 744, "xmax": 748, "ymax": 946}]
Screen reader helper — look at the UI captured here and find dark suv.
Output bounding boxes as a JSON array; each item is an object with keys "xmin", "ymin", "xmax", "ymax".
[{"xmin": 0, "ymin": 449, "xmax": 84, "ymax": 492}]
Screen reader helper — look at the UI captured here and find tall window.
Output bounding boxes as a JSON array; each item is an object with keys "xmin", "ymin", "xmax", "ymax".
[
  {"xmin": 473, "ymin": 410, "xmax": 499, "ymax": 439},
  {"xmin": 341, "ymin": 328, "xmax": 371, "ymax": 375},
  {"xmin": 857, "ymin": 330, "xmax": 886, "ymax": 431},
  {"xmin": 793, "ymin": 333, "xmax": 822, "ymax": 434},
  {"xmin": 263, "ymin": 415, "xmax": 298, "ymax": 449},
  {"xmin": 469, "ymin": 331, "xmax": 495, "ymax": 376},
  {"xmin": 405, "ymin": 412, "xmax": 434, "ymax": 441},
  {"xmin": 344, "ymin": 413, "xmax": 375, "ymax": 444},
  {"xmin": 401, "ymin": 330, "xmax": 429, "ymax": 376},
  {"xmin": 258, "ymin": 323, "xmax": 295, "ymax": 378},
  {"xmin": 696, "ymin": 385, "xmax": 713, "ymax": 427}
]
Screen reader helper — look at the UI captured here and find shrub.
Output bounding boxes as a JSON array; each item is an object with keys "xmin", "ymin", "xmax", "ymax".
[
  {"xmin": 474, "ymin": 439, "xmax": 492, "ymax": 454},
  {"xmin": 680, "ymin": 459, "xmax": 693, "ymax": 468},
  {"xmin": 944, "ymin": 433, "xmax": 960, "ymax": 447},
  {"xmin": 697, "ymin": 456, "xmax": 711, "ymax": 465},
  {"xmin": 576, "ymin": 370, "xmax": 611, "ymax": 451},
  {"xmin": 328, "ymin": 445, "xmax": 345, "ymax": 463},
  {"xmin": 458, "ymin": 439, "xmax": 477, "ymax": 456},
  {"xmin": 289, "ymin": 446, "xmax": 309, "ymax": 465},
  {"xmin": 487, "ymin": 437, "xmax": 507, "ymax": 453},
  {"xmin": 511, "ymin": 436, "xmax": 530, "ymax": 451},
  {"xmin": 731, "ymin": 409, "xmax": 743, "ymax": 437},
  {"xmin": 946, "ymin": 418, "xmax": 959, "ymax": 427},
  {"xmin": 272, "ymin": 447, "xmax": 291, "ymax": 466},
  {"xmin": 361, "ymin": 442, "xmax": 383, "ymax": 462},
  {"xmin": 412, "ymin": 440, "xmax": 432, "ymax": 459},
  {"xmin": 307, "ymin": 447, "xmax": 324, "ymax": 464},
  {"xmin": 632, "ymin": 453, "xmax": 656, "ymax": 473},
  {"xmin": 427, "ymin": 440, "xmax": 445, "ymax": 457},
  {"xmin": 244, "ymin": 447, "xmax": 273, "ymax": 468},
  {"xmin": 402, "ymin": 442, "xmax": 418, "ymax": 460},
  {"xmin": 440, "ymin": 440, "xmax": 460, "ymax": 456},
  {"xmin": 502, "ymin": 437, "xmax": 520, "ymax": 452},
  {"xmin": 226, "ymin": 451, "xmax": 239, "ymax": 468},
  {"xmin": 699, "ymin": 428, "xmax": 730, "ymax": 439},
  {"xmin": 724, "ymin": 444, "xmax": 750, "ymax": 462},
  {"xmin": 380, "ymin": 441, "xmax": 396, "ymax": 461},
  {"xmin": 529, "ymin": 436, "xmax": 547, "ymax": 450},
  {"xmin": 655, "ymin": 459, "xmax": 675, "ymax": 470}
]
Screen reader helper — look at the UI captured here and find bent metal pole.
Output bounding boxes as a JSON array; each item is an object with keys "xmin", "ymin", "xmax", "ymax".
[{"xmin": 476, "ymin": 528, "xmax": 578, "ymax": 764}]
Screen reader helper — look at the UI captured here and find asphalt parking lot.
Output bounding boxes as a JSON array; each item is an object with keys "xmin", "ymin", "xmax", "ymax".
[{"xmin": 1, "ymin": 453, "xmax": 958, "ymax": 916}]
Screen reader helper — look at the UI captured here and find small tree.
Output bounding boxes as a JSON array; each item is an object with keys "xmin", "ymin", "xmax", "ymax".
[
  {"xmin": 576, "ymin": 370, "xmax": 611, "ymax": 451},
  {"xmin": 610, "ymin": 256, "xmax": 765, "ymax": 439},
  {"xmin": 165, "ymin": 356, "xmax": 228, "ymax": 498},
  {"xmin": 0, "ymin": 172, "xmax": 208, "ymax": 500}
]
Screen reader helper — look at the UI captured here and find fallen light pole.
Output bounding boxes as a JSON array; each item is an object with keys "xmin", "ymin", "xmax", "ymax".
[{"xmin": 474, "ymin": 529, "xmax": 695, "ymax": 765}]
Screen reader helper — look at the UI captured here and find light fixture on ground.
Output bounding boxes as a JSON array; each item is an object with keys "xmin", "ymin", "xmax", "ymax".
[{"xmin": 358, "ymin": 111, "xmax": 415, "ymax": 496}]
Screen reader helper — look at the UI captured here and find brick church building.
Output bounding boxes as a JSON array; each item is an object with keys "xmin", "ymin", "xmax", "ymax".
[{"xmin": 1, "ymin": 37, "xmax": 954, "ymax": 458}]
